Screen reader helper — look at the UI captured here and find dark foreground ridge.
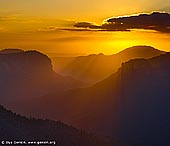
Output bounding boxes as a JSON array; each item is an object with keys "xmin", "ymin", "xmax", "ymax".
[{"xmin": 0, "ymin": 105, "xmax": 119, "ymax": 146}]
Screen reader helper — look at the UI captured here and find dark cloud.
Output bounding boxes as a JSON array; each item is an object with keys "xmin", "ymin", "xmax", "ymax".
[
  {"xmin": 106, "ymin": 12, "xmax": 170, "ymax": 33},
  {"xmin": 73, "ymin": 12, "xmax": 170, "ymax": 33},
  {"xmin": 61, "ymin": 28, "xmax": 129, "ymax": 32},
  {"xmin": 60, "ymin": 28, "xmax": 95, "ymax": 31},
  {"xmin": 74, "ymin": 22, "xmax": 101, "ymax": 29},
  {"xmin": 73, "ymin": 21, "xmax": 128, "ymax": 31}
]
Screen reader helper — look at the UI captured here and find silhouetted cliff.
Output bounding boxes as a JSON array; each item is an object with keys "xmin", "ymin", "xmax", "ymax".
[{"xmin": 0, "ymin": 49, "xmax": 83, "ymax": 115}]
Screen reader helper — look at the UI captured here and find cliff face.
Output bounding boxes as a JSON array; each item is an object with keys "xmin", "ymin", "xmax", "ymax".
[
  {"xmin": 0, "ymin": 50, "xmax": 83, "ymax": 116},
  {"xmin": 109, "ymin": 54, "xmax": 170, "ymax": 146},
  {"xmin": 0, "ymin": 51, "xmax": 52, "ymax": 102},
  {"xmin": 119, "ymin": 53, "xmax": 170, "ymax": 87},
  {"xmin": 0, "ymin": 50, "xmax": 53, "ymax": 77}
]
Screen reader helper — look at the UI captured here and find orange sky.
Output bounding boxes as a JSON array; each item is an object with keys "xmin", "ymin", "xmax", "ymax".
[{"xmin": 0, "ymin": 0, "xmax": 170, "ymax": 56}]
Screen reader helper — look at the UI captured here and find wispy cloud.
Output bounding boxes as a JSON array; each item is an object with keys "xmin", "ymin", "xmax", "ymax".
[
  {"xmin": 47, "ymin": 36, "xmax": 92, "ymax": 42},
  {"xmin": 60, "ymin": 28, "xmax": 96, "ymax": 32},
  {"xmin": 74, "ymin": 22, "xmax": 101, "ymax": 29},
  {"xmin": 0, "ymin": 16, "xmax": 18, "ymax": 21},
  {"xmin": 0, "ymin": 14, "xmax": 75, "ymax": 33}
]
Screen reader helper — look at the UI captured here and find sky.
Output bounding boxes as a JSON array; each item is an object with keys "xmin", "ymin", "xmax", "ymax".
[
  {"xmin": 0, "ymin": 0, "xmax": 169, "ymax": 21},
  {"xmin": 0, "ymin": 0, "xmax": 170, "ymax": 56}
]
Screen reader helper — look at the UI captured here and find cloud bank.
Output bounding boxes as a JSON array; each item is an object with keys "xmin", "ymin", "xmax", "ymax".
[{"xmin": 72, "ymin": 12, "xmax": 170, "ymax": 33}]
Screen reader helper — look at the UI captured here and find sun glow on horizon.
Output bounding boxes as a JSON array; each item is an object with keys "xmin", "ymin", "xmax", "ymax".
[
  {"xmin": 0, "ymin": 0, "xmax": 169, "ymax": 57},
  {"xmin": 0, "ymin": 28, "xmax": 169, "ymax": 57}
]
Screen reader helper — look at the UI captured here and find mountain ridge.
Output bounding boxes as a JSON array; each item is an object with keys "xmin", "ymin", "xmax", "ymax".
[{"xmin": 53, "ymin": 46, "xmax": 166, "ymax": 84}]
